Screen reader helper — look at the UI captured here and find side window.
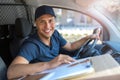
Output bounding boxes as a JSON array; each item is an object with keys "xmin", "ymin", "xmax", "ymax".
[{"xmin": 54, "ymin": 8, "xmax": 102, "ymax": 42}]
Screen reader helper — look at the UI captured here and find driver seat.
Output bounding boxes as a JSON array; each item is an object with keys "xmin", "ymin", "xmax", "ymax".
[{"xmin": 9, "ymin": 18, "xmax": 32, "ymax": 59}]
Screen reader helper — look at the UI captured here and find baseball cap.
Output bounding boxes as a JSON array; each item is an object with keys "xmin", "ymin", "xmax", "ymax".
[{"xmin": 35, "ymin": 5, "xmax": 56, "ymax": 21}]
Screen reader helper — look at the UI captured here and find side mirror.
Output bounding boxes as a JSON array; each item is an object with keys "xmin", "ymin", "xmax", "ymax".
[
  {"xmin": 93, "ymin": 27, "xmax": 103, "ymax": 43},
  {"xmin": 93, "ymin": 28, "xmax": 102, "ymax": 35}
]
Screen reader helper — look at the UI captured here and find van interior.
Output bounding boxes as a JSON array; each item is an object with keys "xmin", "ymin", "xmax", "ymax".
[{"xmin": 0, "ymin": 0, "xmax": 120, "ymax": 80}]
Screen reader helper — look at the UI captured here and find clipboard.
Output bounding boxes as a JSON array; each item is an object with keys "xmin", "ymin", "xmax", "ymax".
[{"xmin": 38, "ymin": 58, "xmax": 94, "ymax": 80}]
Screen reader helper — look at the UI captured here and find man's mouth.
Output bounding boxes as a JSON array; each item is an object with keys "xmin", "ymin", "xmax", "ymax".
[{"xmin": 44, "ymin": 29, "xmax": 51, "ymax": 33}]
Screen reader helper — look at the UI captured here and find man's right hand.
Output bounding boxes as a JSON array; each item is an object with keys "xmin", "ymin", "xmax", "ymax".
[{"xmin": 47, "ymin": 54, "xmax": 76, "ymax": 69}]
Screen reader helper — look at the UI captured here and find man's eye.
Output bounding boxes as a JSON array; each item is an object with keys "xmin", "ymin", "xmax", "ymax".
[
  {"xmin": 39, "ymin": 20, "xmax": 45, "ymax": 24},
  {"xmin": 49, "ymin": 19, "xmax": 54, "ymax": 23}
]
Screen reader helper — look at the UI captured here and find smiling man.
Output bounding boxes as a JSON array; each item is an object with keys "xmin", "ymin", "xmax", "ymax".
[{"xmin": 7, "ymin": 5, "xmax": 99, "ymax": 79}]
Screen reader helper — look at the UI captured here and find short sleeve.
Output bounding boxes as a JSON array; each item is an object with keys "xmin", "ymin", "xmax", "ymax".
[
  {"xmin": 53, "ymin": 30, "xmax": 67, "ymax": 47},
  {"xmin": 18, "ymin": 42, "xmax": 39, "ymax": 62}
]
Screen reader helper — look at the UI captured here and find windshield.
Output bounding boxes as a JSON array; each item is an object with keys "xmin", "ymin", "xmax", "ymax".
[
  {"xmin": 53, "ymin": 8, "xmax": 102, "ymax": 42},
  {"xmin": 94, "ymin": 0, "xmax": 120, "ymax": 31}
]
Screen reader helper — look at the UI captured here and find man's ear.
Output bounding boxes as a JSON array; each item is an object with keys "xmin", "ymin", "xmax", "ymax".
[{"xmin": 34, "ymin": 21, "xmax": 38, "ymax": 28}]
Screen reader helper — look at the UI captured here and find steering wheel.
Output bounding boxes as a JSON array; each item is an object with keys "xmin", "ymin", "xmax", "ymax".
[{"xmin": 75, "ymin": 28, "xmax": 101, "ymax": 59}]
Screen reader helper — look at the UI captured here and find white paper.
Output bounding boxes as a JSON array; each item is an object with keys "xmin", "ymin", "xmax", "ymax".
[{"xmin": 38, "ymin": 58, "xmax": 94, "ymax": 80}]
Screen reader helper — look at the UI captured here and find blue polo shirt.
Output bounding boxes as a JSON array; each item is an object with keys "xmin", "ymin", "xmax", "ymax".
[{"xmin": 18, "ymin": 30, "xmax": 67, "ymax": 62}]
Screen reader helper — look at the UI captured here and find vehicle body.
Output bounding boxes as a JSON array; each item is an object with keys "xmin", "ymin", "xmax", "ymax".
[{"xmin": 0, "ymin": 0, "xmax": 120, "ymax": 80}]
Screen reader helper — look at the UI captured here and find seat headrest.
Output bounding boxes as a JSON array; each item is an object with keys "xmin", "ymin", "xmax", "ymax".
[{"xmin": 15, "ymin": 18, "xmax": 32, "ymax": 38}]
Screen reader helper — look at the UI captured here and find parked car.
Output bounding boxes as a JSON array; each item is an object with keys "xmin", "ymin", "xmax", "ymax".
[{"xmin": 0, "ymin": 0, "xmax": 120, "ymax": 80}]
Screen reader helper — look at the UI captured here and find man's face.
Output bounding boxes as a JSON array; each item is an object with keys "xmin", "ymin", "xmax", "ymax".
[{"xmin": 35, "ymin": 14, "xmax": 55, "ymax": 39}]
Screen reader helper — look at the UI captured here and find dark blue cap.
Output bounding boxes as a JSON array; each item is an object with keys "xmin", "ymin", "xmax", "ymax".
[{"xmin": 35, "ymin": 5, "xmax": 56, "ymax": 21}]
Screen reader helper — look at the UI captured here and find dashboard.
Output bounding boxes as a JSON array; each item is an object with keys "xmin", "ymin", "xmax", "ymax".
[
  {"xmin": 101, "ymin": 45, "xmax": 113, "ymax": 54},
  {"xmin": 100, "ymin": 41, "xmax": 120, "ymax": 64}
]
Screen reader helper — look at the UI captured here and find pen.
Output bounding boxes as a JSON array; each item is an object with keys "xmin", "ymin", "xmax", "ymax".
[{"xmin": 68, "ymin": 58, "xmax": 90, "ymax": 67}]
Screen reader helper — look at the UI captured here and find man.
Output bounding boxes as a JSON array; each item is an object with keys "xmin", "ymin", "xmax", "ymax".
[{"xmin": 7, "ymin": 5, "xmax": 100, "ymax": 79}]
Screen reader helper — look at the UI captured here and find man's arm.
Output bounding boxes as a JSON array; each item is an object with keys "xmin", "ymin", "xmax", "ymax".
[
  {"xmin": 7, "ymin": 54, "xmax": 75, "ymax": 79},
  {"xmin": 7, "ymin": 56, "xmax": 50, "ymax": 79},
  {"xmin": 63, "ymin": 34, "xmax": 99, "ymax": 51}
]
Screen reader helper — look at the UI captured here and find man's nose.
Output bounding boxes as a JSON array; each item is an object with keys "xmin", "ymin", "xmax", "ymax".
[{"xmin": 45, "ymin": 22, "xmax": 51, "ymax": 28}]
